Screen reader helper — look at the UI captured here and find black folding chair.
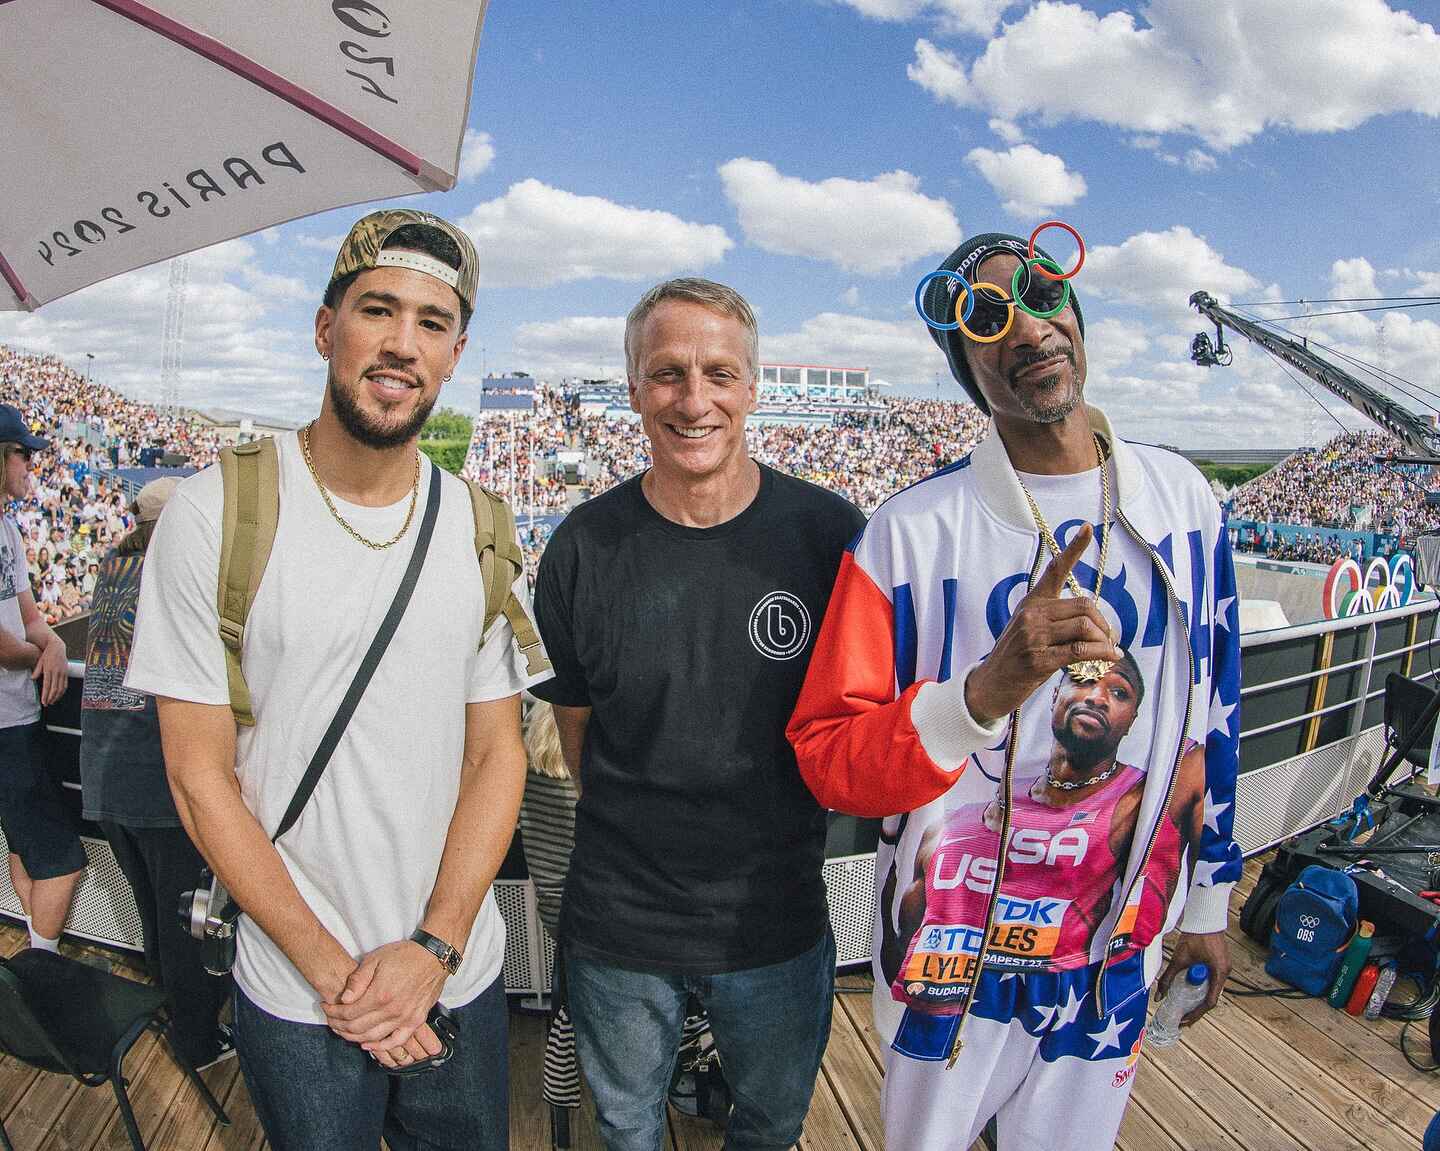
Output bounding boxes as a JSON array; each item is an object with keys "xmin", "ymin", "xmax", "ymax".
[
  {"xmin": 0, "ymin": 949, "xmax": 229, "ymax": 1151},
  {"xmin": 1369, "ymin": 672, "xmax": 1440, "ymax": 793}
]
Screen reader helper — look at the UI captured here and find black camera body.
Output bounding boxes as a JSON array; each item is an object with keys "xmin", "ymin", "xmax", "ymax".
[{"xmin": 177, "ymin": 868, "xmax": 241, "ymax": 976}]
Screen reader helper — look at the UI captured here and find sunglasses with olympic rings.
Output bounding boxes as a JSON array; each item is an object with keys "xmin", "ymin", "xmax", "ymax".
[
  {"xmin": 916, "ymin": 257, "xmax": 1072, "ymax": 342},
  {"xmin": 915, "ymin": 220, "xmax": 1085, "ymax": 342}
]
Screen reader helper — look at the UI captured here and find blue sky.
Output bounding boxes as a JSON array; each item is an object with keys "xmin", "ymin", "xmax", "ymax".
[{"xmin": 5, "ymin": 0, "xmax": 1440, "ymax": 447}]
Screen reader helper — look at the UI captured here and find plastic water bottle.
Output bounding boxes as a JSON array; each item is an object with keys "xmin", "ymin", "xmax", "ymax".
[
  {"xmin": 1363, "ymin": 963, "xmax": 1398, "ymax": 1020},
  {"xmin": 1148, "ymin": 964, "xmax": 1210, "ymax": 1048}
]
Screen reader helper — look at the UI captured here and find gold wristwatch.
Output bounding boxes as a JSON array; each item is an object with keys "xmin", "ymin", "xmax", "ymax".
[{"xmin": 410, "ymin": 928, "xmax": 463, "ymax": 976}]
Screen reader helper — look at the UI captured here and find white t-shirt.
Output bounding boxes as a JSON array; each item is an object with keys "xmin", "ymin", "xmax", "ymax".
[
  {"xmin": 127, "ymin": 432, "xmax": 551, "ymax": 1023},
  {"xmin": 0, "ymin": 517, "xmax": 38, "ymax": 729},
  {"xmin": 1014, "ymin": 461, "xmax": 1167, "ymax": 773}
]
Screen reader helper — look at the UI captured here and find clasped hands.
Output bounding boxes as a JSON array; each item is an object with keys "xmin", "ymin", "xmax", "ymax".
[
  {"xmin": 320, "ymin": 939, "xmax": 449, "ymax": 1070},
  {"xmin": 964, "ymin": 524, "xmax": 1123, "ymax": 725}
]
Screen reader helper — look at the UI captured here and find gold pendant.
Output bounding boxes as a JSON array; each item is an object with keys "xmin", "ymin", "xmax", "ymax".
[{"xmin": 1066, "ymin": 658, "xmax": 1113, "ymax": 683}]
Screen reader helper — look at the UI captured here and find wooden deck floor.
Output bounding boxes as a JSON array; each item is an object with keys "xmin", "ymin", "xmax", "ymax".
[{"xmin": 3, "ymin": 859, "xmax": 1438, "ymax": 1150}]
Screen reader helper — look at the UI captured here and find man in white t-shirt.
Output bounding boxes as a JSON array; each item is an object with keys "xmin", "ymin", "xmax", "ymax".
[
  {"xmin": 0, "ymin": 406, "xmax": 81, "ymax": 954},
  {"xmin": 128, "ymin": 210, "xmax": 550, "ymax": 1151}
]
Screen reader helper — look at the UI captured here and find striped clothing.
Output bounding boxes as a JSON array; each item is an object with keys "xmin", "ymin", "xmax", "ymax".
[
  {"xmin": 520, "ymin": 770, "xmax": 582, "ymax": 1110},
  {"xmin": 520, "ymin": 771, "xmax": 578, "ymax": 938}
]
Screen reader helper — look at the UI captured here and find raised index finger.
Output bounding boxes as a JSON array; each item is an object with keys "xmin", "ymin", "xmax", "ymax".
[{"xmin": 1031, "ymin": 523, "xmax": 1092, "ymax": 599}]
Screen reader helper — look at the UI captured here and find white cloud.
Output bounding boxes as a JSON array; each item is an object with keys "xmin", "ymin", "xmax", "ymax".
[
  {"xmin": 1279, "ymin": 261, "xmax": 1440, "ymax": 402},
  {"xmin": 1382, "ymin": 267, "xmax": 1440, "ymax": 297},
  {"xmin": 909, "ymin": 38, "xmax": 972, "ymax": 105},
  {"xmin": 0, "ymin": 239, "xmax": 320, "ymax": 421},
  {"xmin": 833, "ymin": 0, "xmax": 1013, "ymax": 36},
  {"xmin": 1330, "ymin": 257, "xmax": 1382, "ymax": 301},
  {"xmin": 840, "ymin": 285, "xmax": 862, "ymax": 308},
  {"xmin": 1084, "ymin": 226, "xmax": 1268, "ymax": 317},
  {"xmin": 1410, "ymin": 271, "xmax": 1440, "ymax": 296},
  {"xmin": 1083, "ymin": 317, "xmax": 1150, "ymax": 377},
  {"xmin": 762, "ymin": 312, "xmax": 947, "ymax": 385},
  {"xmin": 1183, "ymin": 149, "xmax": 1217, "ymax": 173},
  {"xmin": 1086, "ymin": 255, "xmax": 1440, "ymax": 446},
  {"xmin": 460, "ymin": 180, "xmax": 732, "ymax": 288},
  {"xmin": 508, "ymin": 310, "xmax": 953, "ymax": 387},
  {"xmin": 908, "ymin": 0, "xmax": 1440, "ymax": 149},
  {"xmin": 458, "ymin": 130, "xmax": 496, "ymax": 182},
  {"xmin": 1128, "ymin": 135, "xmax": 1163, "ymax": 151},
  {"xmin": 295, "ymin": 233, "xmax": 348, "ymax": 251},
  {"xmin": 514, "ymin": 308, "xmax": 955, "ymax": 388},
  {"xmin": 964, "ymin": 144, "xmax": 1086, "ymax": 217},
  {"xmin": 1092, "ymin": 365, "xmax": 1310, "ymax": 447},
  {"xmin": 511, "ymin": 315, "xmax": 625, "ymax": 380},
  {"xmin": 718, "ymin": 159, "xmax": 961, "ymax": 276},
  {"xmin": 988, "ymin": 118, "xmax": 1026, "ymax": 144}
]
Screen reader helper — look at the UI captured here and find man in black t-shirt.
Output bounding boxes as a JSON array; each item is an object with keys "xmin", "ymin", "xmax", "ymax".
[{"xmin": 532, "ymin": 278, "xmax": 864, "ymax": 1151}]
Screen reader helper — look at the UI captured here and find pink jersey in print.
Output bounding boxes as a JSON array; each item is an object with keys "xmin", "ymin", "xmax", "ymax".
[{"xmin": 892, "ymin": 763, "xmax": 1144, "ymax": 1015}]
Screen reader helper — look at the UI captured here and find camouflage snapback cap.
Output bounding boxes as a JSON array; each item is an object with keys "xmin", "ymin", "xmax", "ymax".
[{"xmin": 328, "ymin": 208, "xmax": 478, "ymax": 314}]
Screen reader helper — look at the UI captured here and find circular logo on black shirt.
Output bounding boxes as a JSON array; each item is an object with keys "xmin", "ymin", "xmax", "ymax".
[{"xmin": 748, "ymin": 591, "xmax": 811, "ymax": 661}]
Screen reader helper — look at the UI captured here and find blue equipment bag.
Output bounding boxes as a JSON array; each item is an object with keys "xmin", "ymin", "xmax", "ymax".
[{"xmin": 1265, "ymin": 865, "xmax": 1358, "ymax": 995}]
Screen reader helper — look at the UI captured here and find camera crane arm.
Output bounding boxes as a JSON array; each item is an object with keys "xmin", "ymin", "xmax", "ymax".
[{"xmin": 1188, "ymin": 290, "xmax": 1440, "ymax": 461}]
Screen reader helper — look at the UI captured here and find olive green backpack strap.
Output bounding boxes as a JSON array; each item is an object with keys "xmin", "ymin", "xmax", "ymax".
[
  {"xmin": 217, "ymin": 438, "xmax": 280, "ymax": 726},
  {"xmin": 466, "ymin": 481, "xmax": 550, "ymax": 677}
]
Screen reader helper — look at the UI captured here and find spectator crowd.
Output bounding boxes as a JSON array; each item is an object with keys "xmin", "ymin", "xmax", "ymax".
[
  {"xmin": 1229, "ymin": 429, "xmax": 1436, "ymax": 564},
  {"xmin": 469, "ymin": 385, "xmax": 991, "ymax": 517},
  {"xmin": 1, "ymin": 346, "xmax": 225, "ymax": 624},
  {"xmin": 9, "ymin": 345, "xmax": 1439, "ymax": 611},
  {"xmin": 1230, "ymin": 431, "xmax": 1430, "ymax": 535},
  {"xmin": 461, "ymin": 386, "xmax": 571, "ymax": 514}
]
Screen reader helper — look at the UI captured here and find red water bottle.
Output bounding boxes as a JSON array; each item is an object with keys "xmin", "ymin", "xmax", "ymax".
[{"xmin": 1344, "ymin": 961, "xmax": 1380, "ymax": 1016}]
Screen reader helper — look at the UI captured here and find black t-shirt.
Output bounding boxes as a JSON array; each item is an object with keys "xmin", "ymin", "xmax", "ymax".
[{"xmin": 531, "ymin": 465, "xmax": 864, "ymax": 973}]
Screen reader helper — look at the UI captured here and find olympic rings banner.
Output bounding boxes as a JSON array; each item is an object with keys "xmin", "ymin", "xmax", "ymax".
[
  {"xmin": 1321, "ymin": 553, "xmax": 1416, "ymax": 618},
  {"xmin": 915, "ymin": 220, "xmax": 1084, "ymax": 335}
]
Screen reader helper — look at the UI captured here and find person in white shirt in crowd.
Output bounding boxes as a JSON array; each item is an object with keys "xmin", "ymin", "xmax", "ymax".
[{"xmin": 0, "ymin": 404, "xmax": 81, "ymax": 953}]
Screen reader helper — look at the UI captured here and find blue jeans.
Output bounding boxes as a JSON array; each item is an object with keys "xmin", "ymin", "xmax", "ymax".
[
  {"xmin": 232, "ymin": 975, "xmax": 508, "ymax": 1151},
  {"xmin": 566, "ymin": 929, "xmax": 836, "ymax": 1151}
]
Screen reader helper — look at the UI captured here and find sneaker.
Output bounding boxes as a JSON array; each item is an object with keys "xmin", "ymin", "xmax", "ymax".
[{"xmin": 194, "ymin": 1024, "xmax": 237, "ymax": 1072}]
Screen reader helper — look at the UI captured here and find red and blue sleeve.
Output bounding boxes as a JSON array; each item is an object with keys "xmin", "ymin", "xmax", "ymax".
[{"xmin": 787, "ymin": 546, "xmax": 967, "ymax": 818}]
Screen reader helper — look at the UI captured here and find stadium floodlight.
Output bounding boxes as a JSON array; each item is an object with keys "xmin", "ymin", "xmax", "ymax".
[{"xmin": 1, "ymin": 1, "xmax": 489, "ymax": 312}]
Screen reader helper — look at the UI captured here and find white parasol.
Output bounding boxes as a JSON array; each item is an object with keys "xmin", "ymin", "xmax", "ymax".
[{"xmin": 0, "ymin": 0, "xmax": 488, "ymax": 310}]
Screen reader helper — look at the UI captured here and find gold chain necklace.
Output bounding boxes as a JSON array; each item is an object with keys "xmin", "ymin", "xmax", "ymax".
[
  {"xmin": 1045, "ymin": 759, "xmax": 1123, "ymax": 791},
  {"xmin": 301, "ymin": 424, "xmax": 419, "ymax": 550},
  {"xmin": 1015, "ymin": 433, "xmax": 1113, "ymax": 683}
]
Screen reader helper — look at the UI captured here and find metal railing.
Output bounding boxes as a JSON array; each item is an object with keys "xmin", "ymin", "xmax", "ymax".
[{"xmin": 1237, "ymin": 597, "xmax": 1440, "ymax": 752}]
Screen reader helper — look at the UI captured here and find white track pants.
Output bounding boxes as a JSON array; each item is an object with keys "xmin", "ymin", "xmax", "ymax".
[{"xmin": 882, "ymin": 952, "xmax": 1150, "ymax": 1151}]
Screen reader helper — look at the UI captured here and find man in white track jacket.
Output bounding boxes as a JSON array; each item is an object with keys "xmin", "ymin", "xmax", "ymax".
[{"xmin": 788, "ymin": 231, "xmax": 1243, "ymax": 1151}]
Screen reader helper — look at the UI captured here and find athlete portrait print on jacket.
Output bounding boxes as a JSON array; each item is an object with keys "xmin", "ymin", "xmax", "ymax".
[{"xmin": 878, "ymin": 651, "xmax": 1205, "ymax": 1013}]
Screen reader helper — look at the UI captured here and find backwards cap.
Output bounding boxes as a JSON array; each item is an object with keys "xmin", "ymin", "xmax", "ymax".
[
  {"xmin": 922, "ymin": 232, "xmax": 1085, "ymax": 413},
  {"xmin": 134, "ymin": 476, "xmax": 180, "ymax": 523},
  {"xmin": 328, "ymin": 208, "xmax": 478, "ymax": 315}
]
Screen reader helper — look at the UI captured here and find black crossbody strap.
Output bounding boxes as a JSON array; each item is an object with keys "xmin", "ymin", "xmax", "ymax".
[{"xmin": 272, "ymin": 464, "xmax": 443, "ymax": 844}]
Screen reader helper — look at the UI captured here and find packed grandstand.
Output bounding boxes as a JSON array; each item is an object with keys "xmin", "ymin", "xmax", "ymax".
[{"xmin": 2, "ymin": 344, "xmax": 1436, "ymax": 624}]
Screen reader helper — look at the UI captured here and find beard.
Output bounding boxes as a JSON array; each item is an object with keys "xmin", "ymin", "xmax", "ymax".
[
  {"xmin": 327, "ymin": 364, "xmax": 437, "ymax": 449},
  {"xmin": 1052, "ymin": 715, "xmax": 1116, "ymax": 772},
  {"xmin": 1010, "ymin": 346, "xmax": 1080, "ymax": 425}
]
